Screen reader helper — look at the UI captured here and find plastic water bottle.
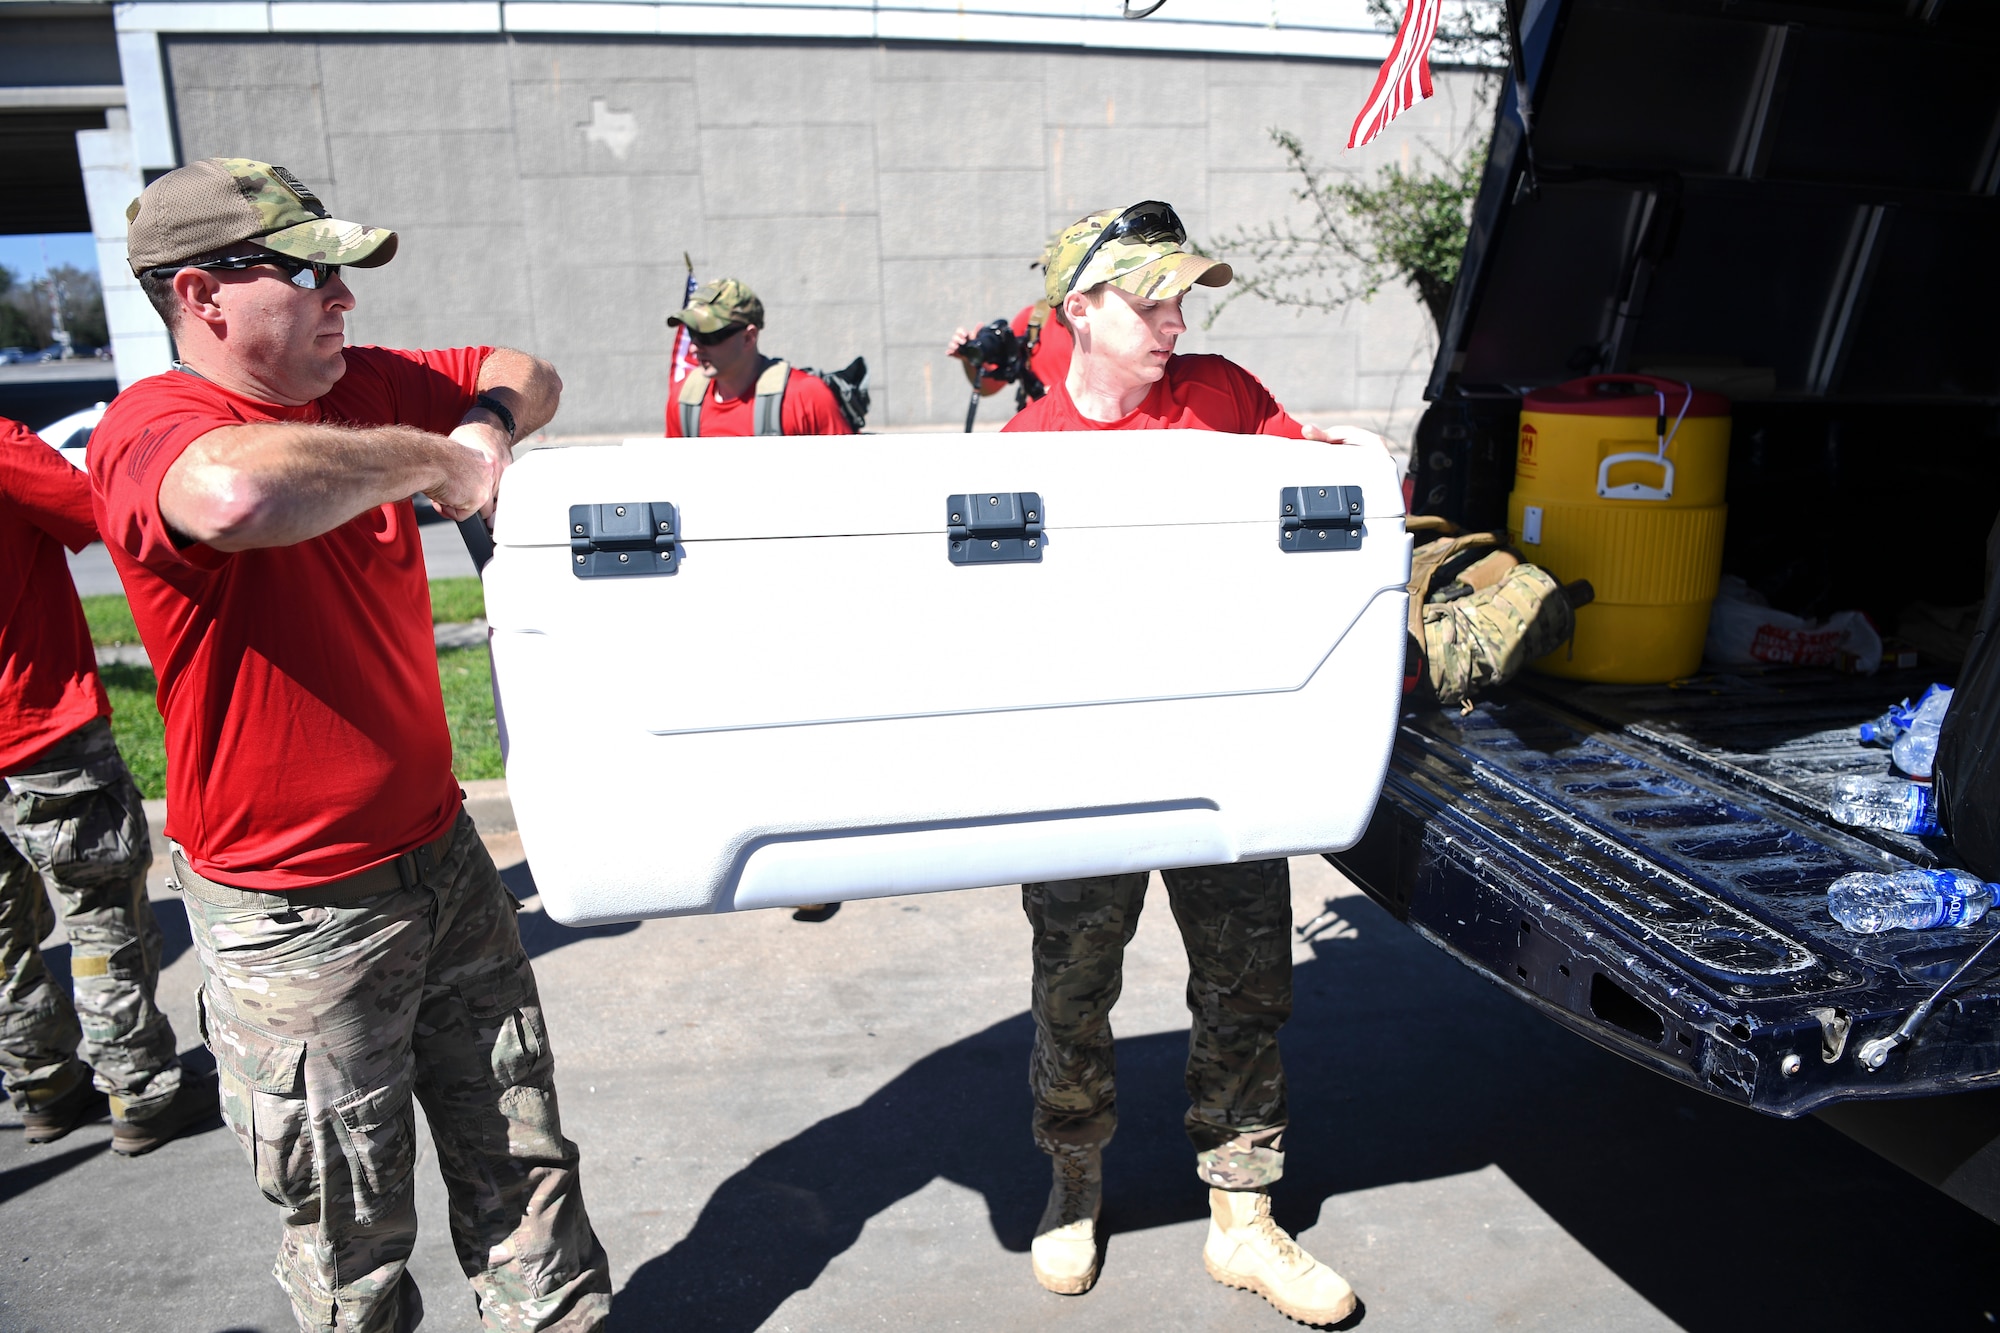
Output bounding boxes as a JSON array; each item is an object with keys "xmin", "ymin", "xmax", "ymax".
[
  {"xmin": 1858, "ymin": 700, "xmax": 1914, "ymax": 746},
  {"xmin": 1892, "ymin": 686, "xmax": 1954, "ymax": 778},
  {"xmin": 1827, "ymin": 868, "xmax": 1996, "ymax": 933},
  {"xmin": 1830, "ymin": 775, "xmax": 1942, "ymax": 835},
  {"xmin": 1859, "ymin": 683, "xmax": 1946, "ymax": 746}
]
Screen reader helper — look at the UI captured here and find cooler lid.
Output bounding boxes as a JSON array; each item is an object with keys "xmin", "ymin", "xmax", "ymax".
[
  {"xmin": 1523, "ymin": 374, "xmax": 1730, "ymax": 418},
  {"xmin": 492, "ymin": 431, "xmax": 1405, "ymax": 547},
  {"xmin": 1434, "ymin": 0, "xmax": 2000, "ymax": 403}
]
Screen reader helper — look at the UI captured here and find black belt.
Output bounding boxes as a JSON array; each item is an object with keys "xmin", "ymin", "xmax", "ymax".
[{"xmin": 171, "ymin": 818, "xmax": 462, "ymax": 911}]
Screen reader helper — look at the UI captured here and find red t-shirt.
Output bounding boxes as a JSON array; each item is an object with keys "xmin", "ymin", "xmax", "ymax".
[
  {"xmin": 1015, "ymin": 304, "xmax": 1074, "ymax": 411},
  {"xmin": 665, "ymin": 366, "xmax": 855, "ymax": 437},
  {"xmin": 88, "ymin": 346, "xmax": 491, "ymax": 889},
  {"xmin": 0, "ymin": 417, "xmax": 110, "ymax": 773},
  {"xmin": 1004, "ymin": 352, "xmax": 1306, "ymax": 436}
]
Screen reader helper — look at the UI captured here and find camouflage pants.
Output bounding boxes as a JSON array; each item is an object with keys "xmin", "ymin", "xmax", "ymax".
[
  {"xmin": 1023, "ymin": 858, "xmax": 1294, "ymax": 1191},
  {"xmin": 0, "ymin": 716, "xmax": 180, "ymax": 1118},
  {"xmin": 178, "ymin": 811, "xmax": 611, "ymax": 1333}
]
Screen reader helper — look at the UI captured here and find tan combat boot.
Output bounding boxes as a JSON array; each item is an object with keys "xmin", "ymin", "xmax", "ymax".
[
  {"xmin": 1030, "ymin": 1146, "xmax": 1102, "ymax": 1295},
  {"xmin": 1203, "ymin": 1187, "xmax": 1356, "ymax": 1327}
]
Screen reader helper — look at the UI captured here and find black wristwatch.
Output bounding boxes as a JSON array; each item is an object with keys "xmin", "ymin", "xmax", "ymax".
[{"xmin": 475, "ymin": 392, "xmax": 517, "ymax": 442}]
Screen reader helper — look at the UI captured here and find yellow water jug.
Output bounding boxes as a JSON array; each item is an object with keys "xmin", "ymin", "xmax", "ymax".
[{"xmin": 1507, "ymin": 374, "xmax": 1730, "ymax": 683}]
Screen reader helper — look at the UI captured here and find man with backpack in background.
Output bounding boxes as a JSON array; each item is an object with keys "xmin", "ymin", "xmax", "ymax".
[
  {"xmin": 666, "ymin": 278, "xmax": 861, "ymax": 438},
  {"xmin": 0, "ymin": 416, "xmax": 218, "ymax": 1156},
  {"xmin": 1003, "ymin": 200, "xmax": 1370, "ymax": 1328}
]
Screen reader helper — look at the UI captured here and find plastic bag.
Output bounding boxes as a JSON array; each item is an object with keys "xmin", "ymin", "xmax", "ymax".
[{"xmin": 1704, "ymin": 575, "xmax": 1883, "ymax": 674}]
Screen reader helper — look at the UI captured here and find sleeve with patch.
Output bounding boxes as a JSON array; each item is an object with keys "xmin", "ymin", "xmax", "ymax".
[{"xmin": 87, "ymin": 375, "xmax": 253, "ymax": 576}]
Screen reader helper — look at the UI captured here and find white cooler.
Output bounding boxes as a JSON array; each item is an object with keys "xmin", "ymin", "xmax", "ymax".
[{"xmin": 483, "ymin": 431, "xmax": 1410, "ymax": 925}]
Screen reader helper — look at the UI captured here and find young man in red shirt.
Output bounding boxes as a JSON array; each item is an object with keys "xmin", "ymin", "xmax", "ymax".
[
  {"xmin": 0, "ymin": 416, "xmax": 215, "ymax": 1154},
  {"xmin": 91, "ymin": 158, "xmax": 610, "ymax": 1331},
  {"xmin": 665, "ymin": 278, "xmax": 855, "ymax": 437},
  {"xmin": 1005, "ymin": 202, "xmax": 1365, "ymax": 1327}
]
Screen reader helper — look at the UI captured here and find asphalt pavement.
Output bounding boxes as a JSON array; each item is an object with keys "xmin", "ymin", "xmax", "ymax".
[{"xmin": 3, "ymin": 823, "xmax": 1998, "ymax": 1333}]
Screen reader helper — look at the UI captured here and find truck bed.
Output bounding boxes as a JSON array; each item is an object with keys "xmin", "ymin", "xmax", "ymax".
[{"xmin": 1330, "ymin": 667, "xmax": 2000, "ymax": 1118}]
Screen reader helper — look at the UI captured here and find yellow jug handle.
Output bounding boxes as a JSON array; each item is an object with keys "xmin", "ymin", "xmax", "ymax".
[{"xmin": 1596, "ymin": 451, "xmax": 1675, "ymax": 501}]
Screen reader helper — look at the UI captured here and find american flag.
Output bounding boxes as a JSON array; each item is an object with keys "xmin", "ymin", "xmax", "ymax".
[
  {"xmin": 669, "ymin": 258, "xmax": 699, "ymax": 394},
  {"xmin": 1348, "ymin": 0, "xmax": 1443, "ymax": 150}
]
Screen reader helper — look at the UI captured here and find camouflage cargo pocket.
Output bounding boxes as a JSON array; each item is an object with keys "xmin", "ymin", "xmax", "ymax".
[
  {"xmin": 200, "ymin": 987, "xmax": 313, "ymax": 1210},
  {"xmin": 331, "ymin": 1079, "xmax": 416, "ymax": 1227},
  {"xmin": 10, "ymin": 767, "xmax": 146, "ymax": 887}
]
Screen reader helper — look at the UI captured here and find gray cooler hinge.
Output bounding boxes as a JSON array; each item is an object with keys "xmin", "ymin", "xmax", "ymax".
[
  {"xmin": 569, "ymin": 502, "xmax": 679, "ymax": 578},
  {"xmin": 948, "ymin": 491, "xmax": 1043, "ymax": 564},
  {"xmin": 1280, "ymin": 485, "xmax": 1365, "ymax": 552}
]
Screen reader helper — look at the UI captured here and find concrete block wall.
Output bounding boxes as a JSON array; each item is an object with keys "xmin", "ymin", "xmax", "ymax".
[{"xmin": 163, "ymin": 34, "xmax": 1487, "ymax": 437}]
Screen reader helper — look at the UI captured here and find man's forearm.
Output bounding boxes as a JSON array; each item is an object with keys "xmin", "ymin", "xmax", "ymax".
[
  {"xmin": 161, "ymin": 421, "xmax": 456, "ymax": 551},
  {"xmin": 473, "ymin": 348, "xmax": 563, "ymax": 440}
]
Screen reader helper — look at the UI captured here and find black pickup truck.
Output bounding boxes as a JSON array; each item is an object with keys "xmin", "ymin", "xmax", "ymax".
[{"xmin": 1330, "ymin": 0, "xmax": 2000, "ymax": 1216}]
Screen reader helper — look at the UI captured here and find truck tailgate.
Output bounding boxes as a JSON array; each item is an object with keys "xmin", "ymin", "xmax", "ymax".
[{"xmin": 1331, "ymin": 670, "xmax": 2000, "ymax": 1117}]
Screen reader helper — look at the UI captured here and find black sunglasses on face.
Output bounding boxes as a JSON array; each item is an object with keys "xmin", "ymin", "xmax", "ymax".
[
  {"xmin": 149, "ymin": 252, "xmax": 341, "ymax": 291},
  {"xmin": 1064, "ymin": 200, "xmax": 1188, "ymax": 299},
  {"xmin": 687, "ymin": 323, "xmax": 746, "ymax": 348}
]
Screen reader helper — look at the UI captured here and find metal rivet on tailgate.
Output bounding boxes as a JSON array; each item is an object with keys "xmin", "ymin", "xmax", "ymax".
[
  {"xmin": 1028, "ymin": 539, "xmax": 1037, "ymax": 548},
  {"xmin": 988, "ymin": 496, "xmax": 998, "ymax": 505},
  {"xmin": 659, "ymin": 521, "xmax": 670, "ymax": 531},
  {"xmin": 990, "ymin": 540, "xmax": 1000, "ymax": 549},
  {"xmin": 573, "ymin": 523, "xmax": 584, "ymax": 534},
  {"xmin": 618, "ymin": 553, "xmax": 629, "ymax": 563},
  {"xmin": 951, "ymin": 512, "xmax": 961, "ymax": 522},
  {"xmin": 615, "ymin": 506, "xmax": 626, "ymax": 516},
  {"xmin": 1317, "ymin": 488, "xmax": 1326, "ymax": 497},
  {"xmin": 1781, "ymin": 1054, "xmax": 1802, "ymax": 1077},
  {"xmin": 575, "ymin": 555, "xmax": 585, "ymax": 564},
  {"xmin": 1027, "ymin": 510, "xmax": 1036, "ymax": 520}
]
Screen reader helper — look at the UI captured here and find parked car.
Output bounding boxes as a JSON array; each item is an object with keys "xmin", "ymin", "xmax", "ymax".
[
  {"xmin": 36, "ymin": 401, "xmax": 107, "ymax": 469},
  {"xmin": 1327, "ymin": 0, "xmax": 2000, "ymax": 1219}
]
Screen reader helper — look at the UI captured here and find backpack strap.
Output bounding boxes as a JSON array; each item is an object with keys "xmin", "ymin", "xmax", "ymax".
[
  {"xmin": 752, "ymin": 359, "xmax": 790, "ymax": 436},
  {"xmin": 1408, "ymin": 528, "xmax": 1507, "ymax": 642},
  {"xmin": 1017, "ymin": 302, "xmax": 1052, "ymax": 407},
  {"xmin": 676, "ymin": 372, "xmax": 707, "ymax": 437}
]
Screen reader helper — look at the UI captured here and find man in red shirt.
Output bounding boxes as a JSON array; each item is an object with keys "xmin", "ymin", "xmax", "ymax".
[
  {"xmin": 665, "ymin": 278, "xmax": 855, "ymax": 437},
  {"xmin": 92, "ymin": 157, "xmax": 609, "ymax": 1331},
  {"xmin": 0, "ymin": 416, "xmax": 215, "ymax": 1154},
  {"xmin": 1005, "ymin": 203, "xmax": 1363, "ymax": 1327}
]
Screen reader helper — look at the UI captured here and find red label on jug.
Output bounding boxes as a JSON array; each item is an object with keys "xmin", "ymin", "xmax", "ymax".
[{"xmin": 1517, "ymin": 422, "xmax": 1538, "ymax": 478}]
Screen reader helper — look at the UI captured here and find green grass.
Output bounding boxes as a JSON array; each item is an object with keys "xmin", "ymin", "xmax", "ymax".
[
  {"xmin": 100, "ymin": 663, "xmax": 167, "ymax": 798},
  {"xmin": 427, "ymin": 577, "xmax": 486, "ymax": 625},
  {"xmin": 82, "ymin": 594, "xmax": 140, "ymax": 646},
  {"xmin": 437, "ymin": 645, "xmax": 503, "ymax": 780},
  {"xmin": 83, "ymin": 580, "xmax": 486, "ymax": 647},
  {"xmin": 98, "ymin": 647, "xmax": 502, "ymax": 799}
]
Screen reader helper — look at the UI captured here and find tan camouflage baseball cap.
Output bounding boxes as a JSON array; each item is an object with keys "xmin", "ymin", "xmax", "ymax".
[
  {"xmin": 124, "ymin": 158, "xmax": 397, "ymax": 275},
  {"xmin": 1044, "ymin": 203, "xmax": 1231, "ymax": 308},
  {"xmin": 668, "ymin": 278, "xmax": 764, "ymax": 333}
]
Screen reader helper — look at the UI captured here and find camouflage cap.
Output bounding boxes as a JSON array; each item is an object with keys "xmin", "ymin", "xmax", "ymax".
[
  {"xmin": 1044, "ymin": 204, "xmax": 1232, "ymax": 308},
  {"xmin": 668, "ymin": 278, "xmax": 764, "ymax": 333},
  {"xmin": 124, "ymin": 158, "xmax": 397, "ymax": 276}
]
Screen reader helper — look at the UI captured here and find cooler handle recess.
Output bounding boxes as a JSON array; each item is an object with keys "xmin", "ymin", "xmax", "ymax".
[{"xmin": 1596, "ymin": 452, "xmax": 1675, "ymax": 501}]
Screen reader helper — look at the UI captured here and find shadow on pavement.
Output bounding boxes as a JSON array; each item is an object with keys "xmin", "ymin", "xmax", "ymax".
[
  {"xmin": 499, "ymin": 860, "xmax": 640, "ymax": 959},
  {"xmin": 0, "ymin": 1135, "xmax": 109, "ymax": 1206},
  {"xmin": 615, "ymin": 895, "xmax": 2000, "ymax": 1333}
]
